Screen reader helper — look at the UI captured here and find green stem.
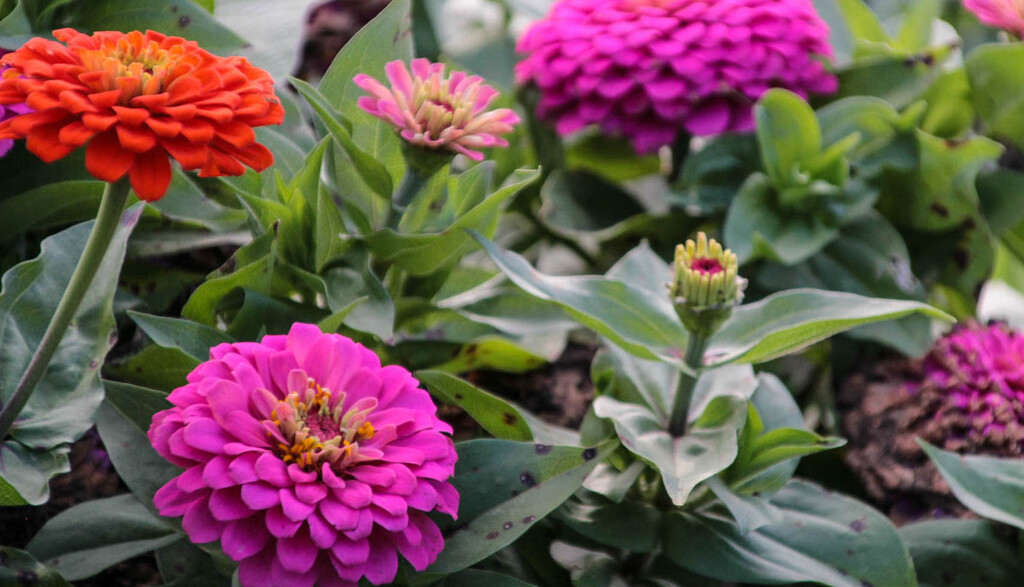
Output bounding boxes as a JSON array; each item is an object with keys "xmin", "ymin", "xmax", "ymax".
[
  {"xmin": 0, "ymin": 179, "xmax": 132, "ymax": 440},
  {"xmin": 387, "ymin": 166, "xmax": 430, "ymax": 230},
  {"xmin": 667, "ymin": 331, "xmax": 707, "ymax": 437}
]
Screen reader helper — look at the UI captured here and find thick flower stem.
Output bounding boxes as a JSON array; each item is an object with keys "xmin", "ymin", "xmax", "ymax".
[
  {"xmin": 668, "ymin": 331, "xmax": 707, "ymax": 437},
  {"xmin": 0, "ymin": 179, "xmax": 132, "ymax": 440}
]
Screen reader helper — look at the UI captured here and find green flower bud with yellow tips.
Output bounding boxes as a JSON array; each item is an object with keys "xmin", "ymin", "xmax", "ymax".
[{"xmin": 669, "ymin": 232, "xmax": 746, "ymax": 337}]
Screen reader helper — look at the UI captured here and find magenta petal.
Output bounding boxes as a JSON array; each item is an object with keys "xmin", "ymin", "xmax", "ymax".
[
  {"xmin": 182, "ymin": 499, "xmax": 224, "ymax": 543},
  {"xmin": 241, "ymin": 482, "xmax": 281, "ymax": 510},
  {"xmin": 277, "ymin": 532, "xmax": 319, "ymax": 573},
  {"xmin": 331, "ymin": 537, "xmax": 370, "ymax": 565},
  {"xmin": 281, "ymin": 488, "xmax": 317, "ymax": 521},
  {"xmin": 266, "ymin": 507, "xmax": 302, "ymax": 538},
  {"xmin": 363, "ymin": 539, "xmax": 398, "ymax": 585},
  {"xmin": 255, "ymin": 453, "xmax": 291, "ymax": 487},
  {"xmin": 222, "ymin": 516, "xmax": 270, "ymax": 561},
  {"xmin": 209, "ymin": 487, "xmax": 252, "ymax": 521},
  {"xmin": 320, "ymin": 498, "xmax": 359, "ymax": 530}
]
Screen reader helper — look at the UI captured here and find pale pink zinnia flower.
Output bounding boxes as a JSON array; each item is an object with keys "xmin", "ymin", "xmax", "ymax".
[
  {"xmin": 516, "ymin": 0, "xmax": 838, "ymax": 153},
  {"xmin": 964, "ymin": 0, "xmax": 1024, "ymax": 37},
  {"xmin": 354, "ymin": 58, "xmax": 520, "ymax": 161},
  {"xmin": 148, "ymin": 323, "xmax": 459, "ymax": 587}
]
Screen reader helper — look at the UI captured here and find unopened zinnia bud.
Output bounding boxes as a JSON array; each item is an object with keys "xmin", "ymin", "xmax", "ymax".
[
  {"xmin": 671, "ymin": 233, "xmax": 744, "ymax": 308},
  {"xmin": 354, "ymin": 59, "xmax": 520, "ymax": 162}
]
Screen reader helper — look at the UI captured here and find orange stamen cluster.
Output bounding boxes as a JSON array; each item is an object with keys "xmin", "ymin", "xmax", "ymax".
[{"xmin": 266, "ymin": 372, "xmax": 378, "ymax": 472}]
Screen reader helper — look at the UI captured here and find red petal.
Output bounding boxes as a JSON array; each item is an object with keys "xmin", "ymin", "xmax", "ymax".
[
  {"xmin": 162, "ymin": 137, "xmax": 209, "ymax": 170},
  {"xmin": 115, "ymin": 123, "xmax": 158, "ymax": 152},
  {"xmin": 113, "ymin": 106, "xmax": 150, "ymax": 125},
  {"xmin": 129, "ymin": 148, "xmax": 172, "ymax": 201},
  {"xmin": 26, "ymin": 122, "xmax": 76, "ymax": 162},
  {"xmin": 58, "ymin": 120, "xmax": 97, "ymax": 147},
  {"xmin": 85, "ymin": 130, "xmax": 134, "ymax": 182}
]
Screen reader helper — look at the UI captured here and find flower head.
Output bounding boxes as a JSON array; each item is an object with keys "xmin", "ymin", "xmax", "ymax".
[
  {"xmin": 0, "ymin": 29, "xmax": 284, "ymax": 201},
  {"xmin": 964, "ymin": 0, "xmax": 1024, "ymax": 37},
  {"xmin": 671, "ymin": 232, "xmax": 744, "ymax": 308},
  {"xmin": 917, "ymin": 322, "xmax": 1024, "ymax": 452},
  {"xmin": 354, "ymin": 59, "xmax": 520, "ymax": 161},
  {"xmin": 0, "ymin": 49, "xmax": 30, "ymax": 158},
  {"xmin": 515, "ymin": 0, "xmax": 838, "ymax": 153},
  {"xmin": 148, "ymin": 324, "xmax": 458, "ymax": 587}
]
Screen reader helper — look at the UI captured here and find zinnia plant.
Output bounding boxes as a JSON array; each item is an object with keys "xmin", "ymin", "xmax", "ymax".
[
  {"xmin": 515, "ymin": 0, "xmax": 838, "ymax": 153},
  {"xmin": 0, "ymin": 29, "xmax": 283, "ymax": 443},
  {"xmin": 0, "ymin": 49, "xmax": 30, "ymax": 158},
  {"xmin": 148, "ymin": 323, "xmax": 458, "ymax": 587},
  {"xmin": 355, "ymin": 58, "xmax": 519, "ymax": 210}
]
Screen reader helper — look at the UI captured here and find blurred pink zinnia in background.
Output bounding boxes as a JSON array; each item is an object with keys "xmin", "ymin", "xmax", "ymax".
[
  {"xmin": 355, "ymin": 59, "xmax": 520, "ymax": 160},
  {"xmin": 515, "ymin": 0, "xmax": 838, "ymax": 153},
  {"xmin": 963, "ymin": 0, "xmax": 1024, "ymax": 37},
  {"xmin": 148, "ymin": 323, "xmax": 458, "ymax": 587}
]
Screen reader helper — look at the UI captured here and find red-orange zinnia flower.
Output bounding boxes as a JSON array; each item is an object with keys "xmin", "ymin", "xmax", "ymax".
[{"xmin": 0, "ymin": 29, "xmax": 284, "ymax": 201}]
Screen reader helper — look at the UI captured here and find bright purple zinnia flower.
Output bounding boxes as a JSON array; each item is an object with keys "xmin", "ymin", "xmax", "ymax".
[
  {"xmin": 148, "ymin": 323, "xmax": 459, "ymax": 587},
  {"xmin": 919, "ymin": 322, "xmax": 1024, "ymax": 448},
  {"xmin": 354, "ymin": 59, "xmax": 520, "ymax": 161},
  {"xmin": 0, "ymin": 49, "xmax": 30, "ymax": 157},
  {"xmin": 964, "ymin": 0, "xmax": 1024, "ymax": 37},
  {"xmin": 515, "ymin": 0, "xmax": 838, "ymax": 153}
]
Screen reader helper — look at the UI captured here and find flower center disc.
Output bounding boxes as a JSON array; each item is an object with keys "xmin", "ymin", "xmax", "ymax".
[{"xmin": 691, "ymin": 257, "xmax": 724, "ymax": 275}]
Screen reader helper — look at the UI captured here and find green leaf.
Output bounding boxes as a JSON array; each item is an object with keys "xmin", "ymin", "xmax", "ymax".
[
  {"xmin": 966, "ymin": 43, "xmax": 1024, "ymax": 148},
  {"xmin": 919, "ymin": 440, "xmax": 1024, "ymax": 530},
  {"xmin": 835, "ymin": 0, "xmax": 891, "ymax": 47},
  {"xmin": 593, "ymin": 368, "xmax": 750, "ymax": 506},
  {"xmin": 128, "ymin": 311, "xmax": 234, "ymax": 362},
  {"xmin": 549, "ymin": 541, "xmax": 623, "ymax": 586},
  {"xmin": 728, "ymin": 426, "xmax": 845, "ymax": 487},
  {"xmin": 591, "ymin": 343, "xmax": 675, "ymax": 421},
  {"xmin": 104, "ymin": 345, "xmax": 198, "ymax": 392},
  {"xmin": 148, "ymin": 170, "xmax": 247, "ymax": 233},
  {"xmin": 900, "ymin": 520, "xmax": 1024, "ymax": 587},
  {"xmin": 96, "ymin": 382, "xmax": 179, "ymax": 513},
  {"xmin": 0, "ymin": 547, "xmax": 73, "ymax": 587},
  {"xmin": 540, "ymin": 169, "xmax": 646, "ymax": 233},
  {"xmin": 366, "ymin": 168, "xmax": 540, "ymax": 276},
  {"xmin": 435, "ymin": 569, "xmax": 536, "ymax": 587},
  {"xmin": 705, "ymin": 476, "xmax": 783, "ymax": 535},
  {"xmin": 290, "ymin": 78, "xmax": 394, "ymax": 198},
  {"xmin": 416, "ymin": 370, "xmax": 534, "ymax": 441},
  {"xmin": 432, "ymin": 336, "xmax": 547, "ymax": 374},
  {"xmin": 182, "ymin": 238, "xmax": 276, "ymax": 326},
  {"xmin": 0, "ymin": 443, "xmax": 69, "ymax": 506},
  {"xmin": 428, "ymin": 440, "xmax": 615, "ymax": 574},
  {"xmin": 472, "ymin": 234, "xmax": 688, "ymax": 367},
  {"xmin": 26, "ymin": 494, "xmax": 179, "ymax": 581},
  {"xmin": 0, "ymin": 205, "xmax": 142, "ymax": 504},
  {"xmin": 156, "ymin": 540, "xmax": 231, "ymax": 587},
  {"xmin": 724, "ymin": 174, "xmax": 839, "ymax": 265},
  {"xmin": 704, "ymin": 288, "xmax": 953, "ymax": 366},
  {"xmin": 64, "ymin": 0, "xmax": 247, "ymax": 53},
  {"xmin": 894, "ymin": 0, "xmax": 940, "ymax": 52},
  {"xmin": 0, "ymin": 181, "xmax": 103, "ymax": 245},
  {"xmin": 834, "ymin": 51, "xmax": 950, "ymax": 110},
  {"xmin": 555, "ymin": 500, "xmax": 661, "ymax": 553},
  {"xmin": 604, "ymin": 240, "xmax": 673, "ymax": 298},
  {"xmin": 319, "ymin": 0, "xmax": 412, "ymax": 185},
  {"xmin": 663, "ymin": 479, "xmax": 917, "ymax": 587},
  {"xmin": 756, "ymin": 90, "xmax": 822, "ymax": 189}
]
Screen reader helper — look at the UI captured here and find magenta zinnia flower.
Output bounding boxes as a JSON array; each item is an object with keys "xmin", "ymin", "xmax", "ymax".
[
  {"xmin": 964, "ymin": 0, "xmax": 1024, "ymax": 37},
  {"xmin": 0, "ymin": 50, "xmax": 30, "ymax": 157},
  {"xmin": 354, "ymin": 59, "xmax": 520, "ymax": 161},
  {"xmin": 148, "ymin": 324, "xmax": 459, "ymax": 587},
  {"xmin": 515, "ymin": 0, "xmax": 838, "ymax": 153},
  {"xmin": 917, "ymin": 322, "xmax": 1024, "ymax": 448}
]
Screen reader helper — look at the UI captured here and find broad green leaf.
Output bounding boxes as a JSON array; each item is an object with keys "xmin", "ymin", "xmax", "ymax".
[
  {"xmin": 96, "ymin": 382, "xmax": 179, "ymax": 513},
  {"xmin": 472, "ymin": 234, "xmax": 688, "ymax": 367},
  {"xmin": 0, "ymin": 205, "xmax": 142, "ymax": 504},
  {"xmin": 156, "ymin": 540, "xmax": 231, "ymax": 587},
  {"xmin": 704, "ymin": 288, "xmax": 952, "ymax": 366},
  {"xmin": 591, "ymin": 343, "xmax": 676, "ymax": 420},
  {"xmin": 900, "ymin": 520, "xmax": 1024, "ymax": 587},
  {"xmin": 706, "ymin": 477, "xmax": 782, "ymax": 535},
  {"xmin": 724, "ymin": 174, "xmax": 839, "ymax": 265},
  {"xmin": 224, "ymin": 288, "xmax": 329, "ymax": 341},
  {"xmin": 733, "ymin": 373, "xmax": 805, "ymax": 494},
  {"xmin": 366, "ymin": 168, "xmax": 540, "ymax": 276},
  {"xmin": 555, "ymin": 500, "xmax": 661, "ymax": 553},
  {"xmin": 593, "ymin": 391, "xmax": 747, "ymax": 506},
  {"xmin": 435, "ymin": 569, "xmax": 536, "ymax": 587},
  {"xmin": 182, "ymin": 239, "xmax": 276, "ymax": 326},
  {"xmin": 663, "ymin": 479, "xmax": 917, "ymax": 587},
  {"xmin": 429, "ymin": 440, "xmax": 615, "ymax": 574},
  {"xmin": 675, "ymin": 133, "xmax": 761, "ymax": 214},
  {"xmin": 319, "ymin": 0, "xmax": 412, "ymax": 184},
  {"xmin": 0, "ymin": 181, "xmax": 103, "ymax": 244},
  {"xmin": 834, "ymin": 0, "xmax": 891, "ymax": 47},
  {"xmin": 64, "ymin": 0, "xmax": 246, "ymax": 53},
  {"xmin": 128, "ymin": 312, "xmax": 234, "ymax": 362},
  {"xmin": 290, "ymin": 78, "xmax": 394, "ymax": 197},
  {"xmin": 894, "ymin": 0, "xmax": 940, "ymax": 52},
  {"xmin": 540, "ymin": 169, "xmax": 646, "ymax": 233},
  {"xmin": 966, "ymin": 43, "xmax": 1024, "ymax": 148},
  {"xmin": 727, "ymin": 426, "xmax": 845, "ymax": 487},
  {"xmin": 323, "ymin": 248, "xmax": 395, "ymax": 340},
  {"xmin": 919, "ymin": 440, "xmax": 1024, "ymax": 530},
  {"xmin": 104, "ymin": 345, "xmax": 198, "ymax": 392},
  {"xmin": 416, "ymin": 370, "xmax": 534, "ymax": 441},
  {"xmin": 433, "ymin": 336, "xmax": 547, "ymax": 374},
  {"xmin": 0, "ymin": 548, "xmax": 73, "ymax": 587},
  {"xmin": 834, "ymin": 51, "xmax": 950, "ymax": 110},
  {"xmin": 756, "ymin": 90, "xmax": 822, "ymax": 189},
  {"xmin": 582, "ymin": 460, "xmax": 646, "ymax": 503},
  {"xmin": 604, "ymin": 240, "xmax": 673, "ymax": 298},
  {"xmin": 148, "ymin": 170, "xmax": 247, "ymax": 233},
  {"xmin": 27, "ymin": 494, "xmax": 179, "ymax": 581},
  {"xmin": 550, "ymin": 541, "xmax": 623, "ymax": 586},
  {"xmin": 0, "ymin": 443, "xmax": 69, "ymax": 506}
]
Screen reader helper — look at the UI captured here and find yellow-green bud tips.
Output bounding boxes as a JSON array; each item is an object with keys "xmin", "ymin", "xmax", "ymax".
[{"xmin": 671, "ymin": 233, "xmax": 745, "ymax": 308}]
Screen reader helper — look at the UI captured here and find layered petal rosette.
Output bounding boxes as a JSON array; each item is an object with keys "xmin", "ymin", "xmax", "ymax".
[
  {"xmin": 917, "ymin": 322, "xmax": 1024, "ymax": 452},
  {"xmin": 964, "ymin": 0, "xmax": 1024, "ymax": 37},
  {"xmin": 0, "ymin": 49, "xmax": 30, "ymax": 158},
  {"xmin": 148, "ymin": 324, "xmax": 459, "ymax": 587},
  {"xmin": 515, "ymin": 0, "xmax": 838, "ymax": 153},
  {"xmin": 355, "ymin": 59, "xmax": 520, "ymax": 161},
  {"xmin": 0, "ymin": 29, "xmax": 284, "ymax": 200}
]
